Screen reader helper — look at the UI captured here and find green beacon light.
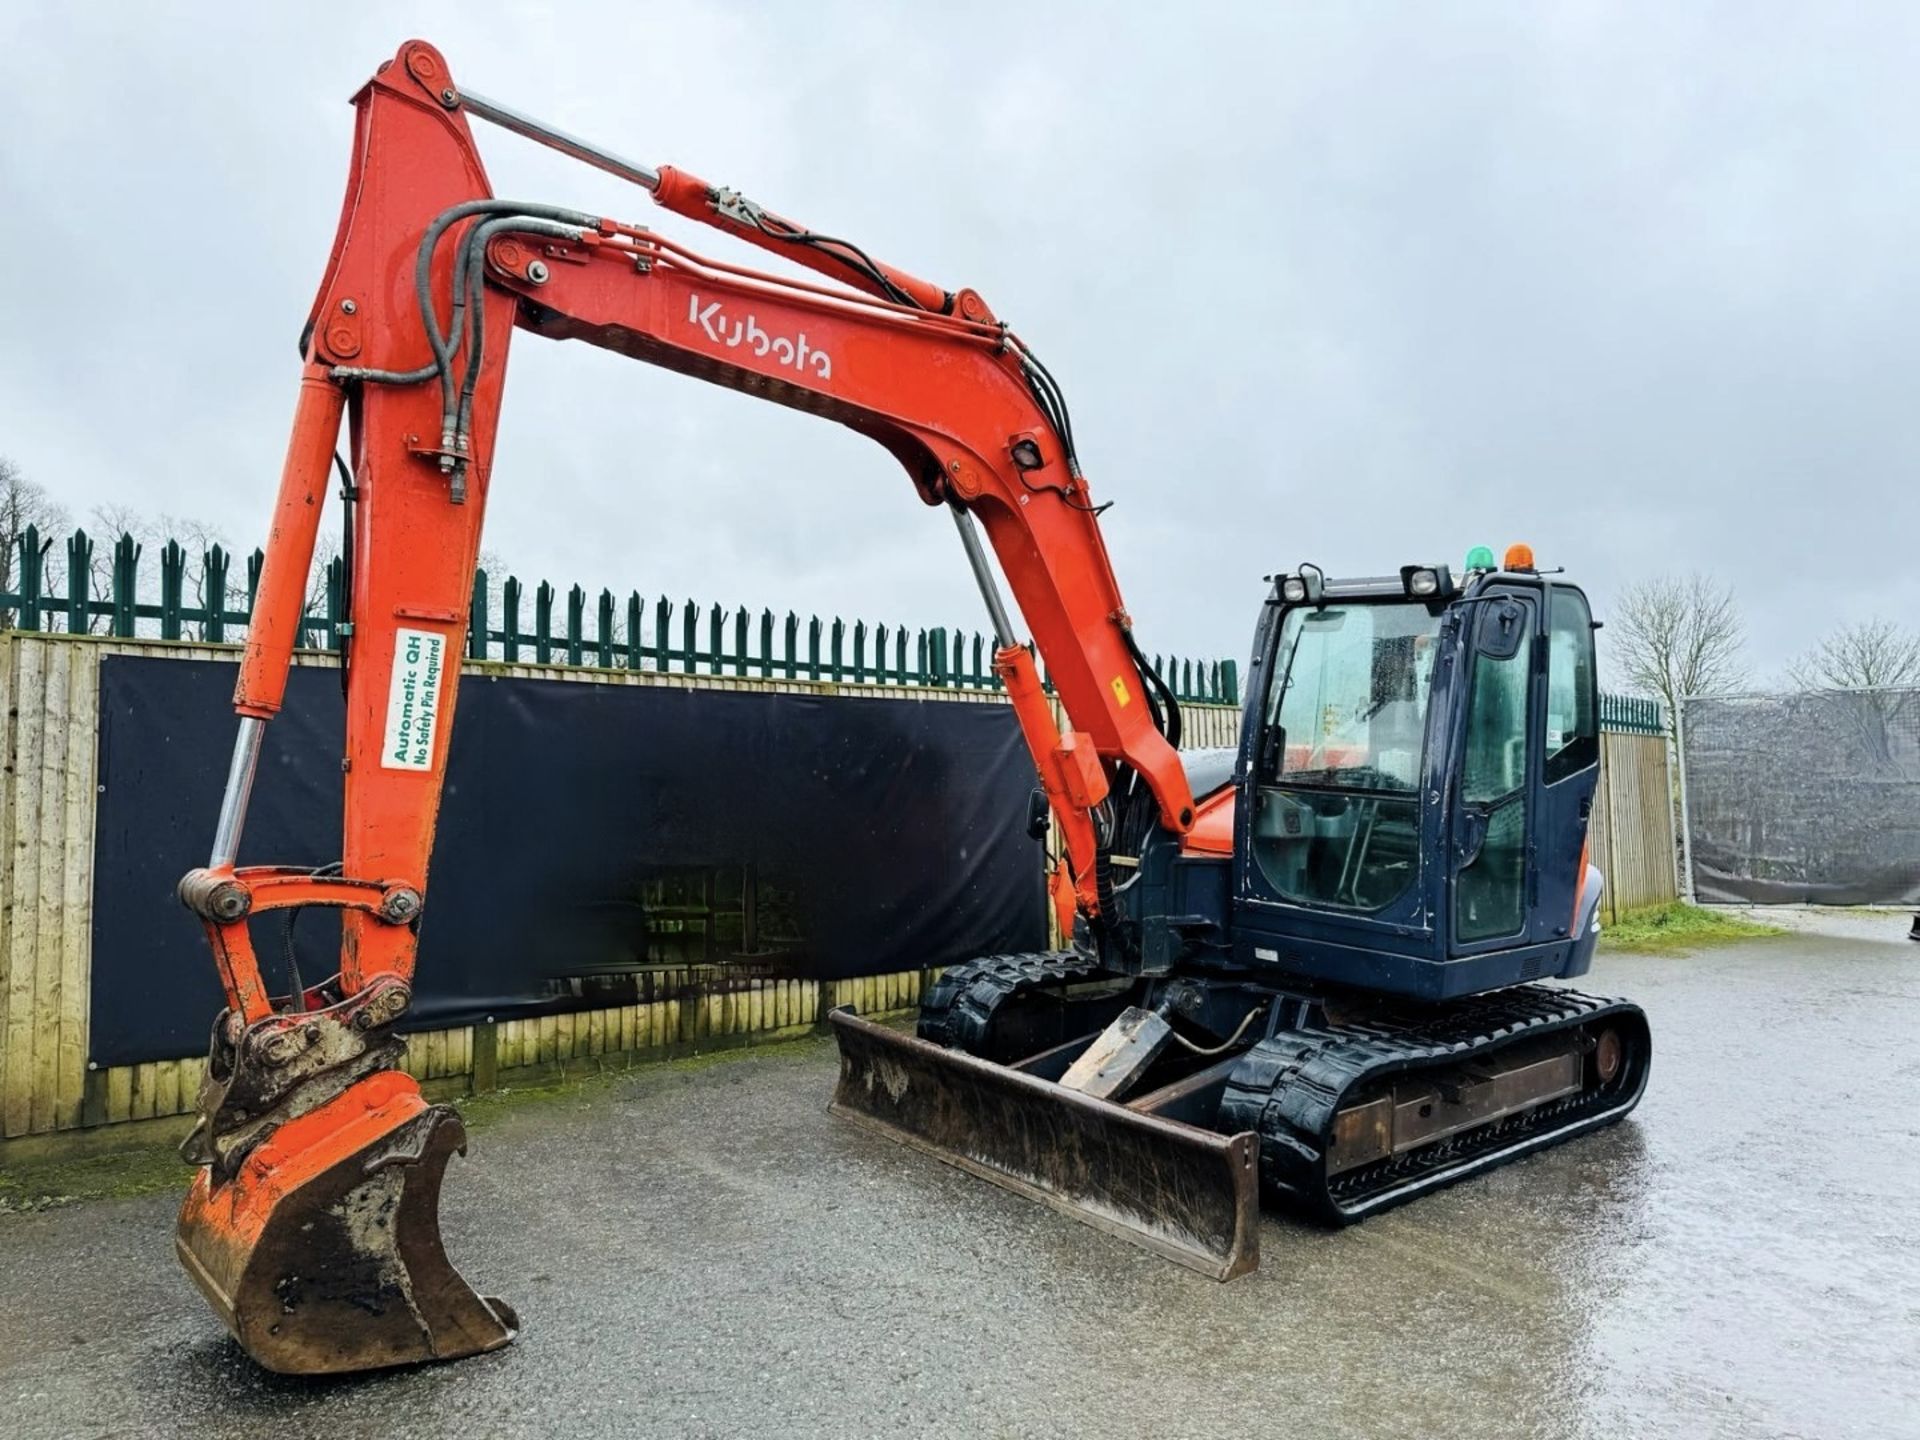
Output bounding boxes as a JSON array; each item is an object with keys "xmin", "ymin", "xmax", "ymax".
[{"xmin": 1464, "ymin": 544, "xmax": 1496, "ymax": 573}]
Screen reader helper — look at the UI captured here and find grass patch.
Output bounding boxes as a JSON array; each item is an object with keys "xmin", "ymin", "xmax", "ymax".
[
  {"xmin": 454, "ymin": 1028, "xmax": 836, "ymax": 1130},
  {"xmin": 0, "ymin": 1144, "xmax": 190, "ymax": 1214},
  {"xmin": 1601, "ymin": 901, "xmax": 1785, "ymax": 954},
  {"xmin": 0, "ymin": 1028, "xmax": 842, "ymax": 1215}
]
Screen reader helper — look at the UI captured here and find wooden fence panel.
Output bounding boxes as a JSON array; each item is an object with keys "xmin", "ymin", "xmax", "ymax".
[
  {"xmin": 0, "ymin": 638, "xmax": 101, "ymax": 1136},
  {"xmin": 1594, "ymin": 731, "xmax": 1679, "ymax": 921},
  {"xmin": 0, "ymin": 636, "xmax": 338, "ymax": 1136},
  {"xmin": 0, "ymin": 635, "xmax": 38, "ymax": 1137}
]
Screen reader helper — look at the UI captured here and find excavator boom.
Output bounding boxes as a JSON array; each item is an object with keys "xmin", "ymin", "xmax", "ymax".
[{"xmin": 176, "ymin": 39, "xmax": 1198, "ymax": 1373}]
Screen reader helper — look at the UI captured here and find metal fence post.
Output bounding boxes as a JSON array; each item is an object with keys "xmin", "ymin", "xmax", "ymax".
[
  {"xmin": 468, "ymin": 569, "xmax": 490, "ymax": 660},
  {"xmin": 534, "ymin": 581, "xmax": 555, "ymax": 664},
  {"xmin": 323, "ymin": 555, "xmax": 344, "ymax": 651},
  {"xmin": 502, "ymin": 575, "xmax": 523, "ymax": 662},
  {"xmin": 566, "ymin": 585, "xmax": 585, "ymax": 665},
  {"xmin": 1674, "ymin": 695, "xmax": 1695, "ymax": 903},
  {"xmin": 112, "ymin": 534, "xmax": 141, "ymax": 637},
  {"xmin": 17, "ymin": 526, "xmax": 43, "ymax": 632},
  {"xmin": 64, "ymin": 530, "xmax": 92, "ymax": 635},
  {"xmin": 204, "ymin": 544, "xmax": 230, "ymax": 643}
]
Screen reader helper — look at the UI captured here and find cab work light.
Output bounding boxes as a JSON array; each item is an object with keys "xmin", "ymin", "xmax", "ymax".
[
  {"xmin": 1278, "ymin": 567, "xmax": 1325, "ymax": 606},
  {"xmin": 1400, "ymin": 564, "xmax": 1454, "ymax": 599}
]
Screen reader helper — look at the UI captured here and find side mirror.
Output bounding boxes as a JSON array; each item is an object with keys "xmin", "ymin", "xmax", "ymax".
[
  {"xmin": 1256, "ymin": 724, "xmax": 1286, "ymax": 783},
  {"xmin": 1026, "ymin": 788, "xmax": 1051, "ymax": 842},
  {"xmin": 1473, "ymin": 598, "xmax": 1527, "ymax": 661}
]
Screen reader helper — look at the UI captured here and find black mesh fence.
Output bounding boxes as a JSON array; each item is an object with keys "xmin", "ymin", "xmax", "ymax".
[{"xmin": 1682, "ymin": 689, "xmax": 1920, "ymax": 904}]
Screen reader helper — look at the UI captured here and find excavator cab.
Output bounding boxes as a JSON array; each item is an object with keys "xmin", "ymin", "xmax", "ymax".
[
  {"xmin": 1233, "ymin": 554, "xmax": 1606, "ymax": 1000},
  {"xmin": 834, "ymin": 550, "xmax": 1647, "ymax": 1277}
]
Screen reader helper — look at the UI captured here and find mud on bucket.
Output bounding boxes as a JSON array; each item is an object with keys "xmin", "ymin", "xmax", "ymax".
[{"xmin": 175, "ymin": 1069, "xmax": 517, "ymax": 1375}]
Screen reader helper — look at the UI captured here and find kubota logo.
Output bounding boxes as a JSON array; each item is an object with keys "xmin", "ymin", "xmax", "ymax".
[{"xmin": 687, "ymin": 294, "xmax": 833, "ymax": 379}]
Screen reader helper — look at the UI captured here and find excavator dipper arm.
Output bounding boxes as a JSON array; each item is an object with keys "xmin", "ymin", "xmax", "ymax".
[{"xmin": 174, "ymin": 39, "xmax": 1194, "ymax": 1374}]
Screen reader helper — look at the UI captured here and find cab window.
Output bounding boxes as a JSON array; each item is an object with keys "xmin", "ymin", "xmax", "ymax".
[
  {"xmin": 1455, "ymin": 600, "xmax": 1532, "ymax": 942},
  {"xmin": 1544, "ymin": 588, "xmax": 1599, "ymax": 785},
  {"xmin": 1251, "ymin": 601, "xmax": 1442, "ymax": 913}
]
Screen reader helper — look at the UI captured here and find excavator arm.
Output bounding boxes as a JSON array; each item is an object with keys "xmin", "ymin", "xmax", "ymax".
[{"xmin": 174, "ymin": 39, "xmax": 1194, "ymax": 1374}]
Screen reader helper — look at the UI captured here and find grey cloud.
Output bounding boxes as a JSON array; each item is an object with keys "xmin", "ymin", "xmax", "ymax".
[{"xmin": 2, "ymin": 2, "xmax": 1913, "ymax": 681}]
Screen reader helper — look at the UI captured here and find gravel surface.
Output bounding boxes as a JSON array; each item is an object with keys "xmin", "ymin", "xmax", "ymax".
[{"xmin": 2, "ymin": 936, "xmax": 1915, "ymax": 1439}]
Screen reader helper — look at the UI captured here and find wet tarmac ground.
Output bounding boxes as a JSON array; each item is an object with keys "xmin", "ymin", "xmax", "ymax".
[{"xmin": 1, "ymin": 935, "xmax": 1915, "ymax": 1439}]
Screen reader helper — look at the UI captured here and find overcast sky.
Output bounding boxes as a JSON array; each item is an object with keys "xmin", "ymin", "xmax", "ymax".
[{"xmin": 2, "ymin": 2, "xmax": 1914, "ymax": 684}]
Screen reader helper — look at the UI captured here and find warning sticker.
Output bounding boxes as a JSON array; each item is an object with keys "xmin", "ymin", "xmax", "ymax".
[
  {"xmin": 1110, "ymin": 675, "xmax": 1132, "ymax": 707},
  {"xmin": 382, "ymin": 627, "xmax": 447, "ymax": 771}
]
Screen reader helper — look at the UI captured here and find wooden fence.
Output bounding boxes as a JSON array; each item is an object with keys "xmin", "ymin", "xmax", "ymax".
[
  {"xmin": 0, "ymin": 629, "xmax": 1240, "ymax": 1152},
  {"xmin": 1588, "ymin": 730, "xmax": 1680, "ymax": 922},
  {"xmin": 0, "ymin": 616, "xmax": 1674, "ymax": 1153}
]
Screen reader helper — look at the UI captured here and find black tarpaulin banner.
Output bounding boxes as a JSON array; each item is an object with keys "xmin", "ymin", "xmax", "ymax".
[
  {"xmin": 89, "ymin": 655, "xmax": 1045, "ymax": 1067},
  {"xmin": 1684, "ymin": 689, "xmax": 1920, "ymax": 905}
]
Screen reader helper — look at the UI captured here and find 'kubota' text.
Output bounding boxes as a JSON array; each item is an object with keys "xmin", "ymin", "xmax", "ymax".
[{"xmin": 687, "ymin": 294, "xmax": 832, "ymax": 379}]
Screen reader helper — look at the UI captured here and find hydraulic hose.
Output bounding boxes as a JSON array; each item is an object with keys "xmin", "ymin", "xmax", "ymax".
[{"xmin": 328, "ymin": 198, "xmax": 598, "ymax": 403}]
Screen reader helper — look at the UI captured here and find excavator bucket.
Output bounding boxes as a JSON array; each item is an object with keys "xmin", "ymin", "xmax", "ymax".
[
  {"xmin": 175, "ymin": 1068, "xmax": 517, "ymax": 1375},
  {"xmin": 828, "ymin": 1008, "xmax": 1260, "ymax": 1280}
]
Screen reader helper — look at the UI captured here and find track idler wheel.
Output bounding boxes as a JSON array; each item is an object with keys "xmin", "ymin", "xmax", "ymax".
[{"xmin": 175, "ymin": 1069, "xmax": 516, "ymax": 1375}]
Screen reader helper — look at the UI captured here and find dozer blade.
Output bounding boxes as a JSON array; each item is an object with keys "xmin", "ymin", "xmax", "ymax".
[
  {"xmin": 828, "ymin": 1008, "xmax": 1260, "ymax": 1280},
  {"xmin": 176, "ymin": 1068, "xmax": 517, "ymax": 1375}
]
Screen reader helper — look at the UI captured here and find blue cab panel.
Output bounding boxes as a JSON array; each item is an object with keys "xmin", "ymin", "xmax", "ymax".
[{"xmin": 1217, "ymin": 568, "xmax": 1604, "ymax": 1002}]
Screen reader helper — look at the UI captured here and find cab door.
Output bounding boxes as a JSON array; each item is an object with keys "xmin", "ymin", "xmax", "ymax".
[
  {"xmin": 1449, "ymin": 589, "xmax": 1537, "ymax": 951},
  {"xmin": 1526, "ymin": 584, "xmax": 1602, "ymax": 947}
]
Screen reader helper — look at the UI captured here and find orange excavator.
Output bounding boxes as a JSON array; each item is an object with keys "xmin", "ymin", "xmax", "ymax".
[{"xmin": 177, "ymin": 40, "xmax": 1649, "ymax": 1374}]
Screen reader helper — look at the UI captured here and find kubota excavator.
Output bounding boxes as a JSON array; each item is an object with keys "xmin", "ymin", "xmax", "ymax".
[{"xmin": 175, "ymin": 40, "xmax": 1650, "ymax": 1375}]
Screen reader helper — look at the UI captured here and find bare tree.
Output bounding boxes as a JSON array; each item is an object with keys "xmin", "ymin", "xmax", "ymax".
[
  {"xmin": 1608, "ymin": 572, "xmax": 1749, "ymax": 733},
  {"xmin": 305, "ymin": 535, "xmax": 341, "ymax": 629},
  {"xmin": 0, "ymin": 457, "xmax": 70, "ymax": 627},
  {"xmin": 155, "ymin": 509, "xmax": 333, "ymax": 642},
  {"xmin": 1787, "ymin": 618, "xmax": 1920, "ymax": 691},
  {"xmin": 154, "ymin": 511, "xmax": 237, "ymax": 640},
  {"xmin": 1787, "ymin": 618, "xmax": 1920, "ymax": 769}
]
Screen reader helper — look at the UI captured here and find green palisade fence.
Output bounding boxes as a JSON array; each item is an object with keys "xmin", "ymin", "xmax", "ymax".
[
  {"xmin": 0, "ymin": 524, "xmax": 1242, "ymax": 704},
  {"xmin": 1598, "ymin": 692, "xmax": 1665, "ymax": 736}
]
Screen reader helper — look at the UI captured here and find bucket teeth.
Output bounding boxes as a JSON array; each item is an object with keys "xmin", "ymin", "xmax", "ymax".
[{"xmin": 176, "ymin": 1070, "xmax": 516, "ymax": 1375}]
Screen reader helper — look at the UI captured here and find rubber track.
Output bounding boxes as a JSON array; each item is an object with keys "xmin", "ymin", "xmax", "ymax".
[
  {"xmin": 916, "ymin": 951, "xmax": 1106, "ymax": 1053},
  {"xmin": 1219, "ymin": 984, "xmax": 1649, "ymax": 1226}
]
